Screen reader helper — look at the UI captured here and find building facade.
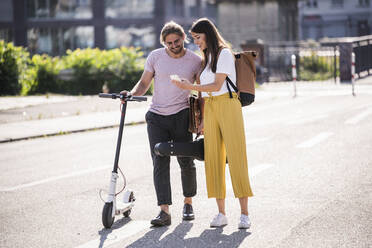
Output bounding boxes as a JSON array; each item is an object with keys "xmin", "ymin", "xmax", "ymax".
[
  {"xmin": 217, "ymin": 0, "xmax": 298, "ymax": 49},
  {"xmin": 0, "ymin": 0, "xmax": 218, "ymax": 56},
  {"xmin": 1, "ymin": 0, "xmax": 163, "ymax": 55},
  {"xmin": 1, "ymin": 0, "xmax": 299, "ymax": 56},
  {"xmin": 299, "ymin": 0, "xmax": 372, "ymax": 40}
]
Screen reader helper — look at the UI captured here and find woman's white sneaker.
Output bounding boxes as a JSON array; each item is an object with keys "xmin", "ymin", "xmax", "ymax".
[
  {"xmin": 238, "ymin": 214, "xmax": 251, "ymax": 229},
  {"xmin": 210, "ymin": 213, "xmax": 228, "ymax": 227}
]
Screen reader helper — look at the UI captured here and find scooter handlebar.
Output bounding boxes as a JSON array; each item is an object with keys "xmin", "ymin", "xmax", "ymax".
[
  {"xmin": 130, "ymin": 96, "xmax": 147, "ymax": 102},
  {"xmin": 99, "ymin": 93, "xmax": 147, "ymax": 102},
  {"xmin": 99, "ymin": 93, "xmax": 116, "ymax": 99}
]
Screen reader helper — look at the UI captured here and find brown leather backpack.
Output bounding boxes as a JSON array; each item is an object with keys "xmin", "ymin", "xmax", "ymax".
[{"xmin": 226, "ymin": 51, "xmax": 257, "ymax": 107}]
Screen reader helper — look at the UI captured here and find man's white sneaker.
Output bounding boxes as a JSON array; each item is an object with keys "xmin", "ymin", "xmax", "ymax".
[
  {"xmin": 210, "ymin": 213, "xmax": 228, "ymax": 227},
  {"xmin": 238, "ymin": 214, "xmax": 251, "ymax": 229}
]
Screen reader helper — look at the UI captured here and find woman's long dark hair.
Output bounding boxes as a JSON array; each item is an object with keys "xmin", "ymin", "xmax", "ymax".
[{"xmin": 190, "ymin": 18, "xmax": 230, "ymax": 73}]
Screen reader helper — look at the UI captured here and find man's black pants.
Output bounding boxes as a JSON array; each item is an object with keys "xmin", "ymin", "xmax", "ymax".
[{"xmin": 145, "ymin": 108, "xmax": 197, "ymax": 206}]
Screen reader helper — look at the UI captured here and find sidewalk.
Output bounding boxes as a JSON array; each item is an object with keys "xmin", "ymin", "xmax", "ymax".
[
  {"xmin": 0, "ymin": 95, "xmax": 150, "ymax": 143},
  {"xmin": 1, "ymin": 78, "xmax": 371, "ymax": 143}
]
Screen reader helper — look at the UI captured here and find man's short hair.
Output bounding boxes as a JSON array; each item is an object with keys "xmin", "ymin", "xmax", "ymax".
[{"xmin": 160, "ymin": 21, "xmax": 188, "ymax": 46}]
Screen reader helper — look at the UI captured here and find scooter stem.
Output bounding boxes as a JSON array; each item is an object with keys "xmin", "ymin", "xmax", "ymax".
[
  {"xmin": 113, "ymin": 102, "xmax": 127, "ymax": 173},
  {"xmin": 107, "ymin": 172, "xmax": 119, "ymax": 202}
]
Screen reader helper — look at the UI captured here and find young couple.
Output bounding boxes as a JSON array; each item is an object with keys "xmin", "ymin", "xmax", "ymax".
[{"xmin": 121, "ymin": 18, "xmax": 253, "ymax": 229}]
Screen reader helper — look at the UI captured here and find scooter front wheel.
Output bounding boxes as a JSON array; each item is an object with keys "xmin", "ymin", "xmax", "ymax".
[{"xmin": 102, "ymin": 202, "xmax": 115, "ymax": 228}]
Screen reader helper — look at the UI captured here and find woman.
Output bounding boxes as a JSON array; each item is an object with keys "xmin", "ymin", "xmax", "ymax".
[{"xmin": 171, "ymin": 18, "xmax": 253, "ymax": 229}]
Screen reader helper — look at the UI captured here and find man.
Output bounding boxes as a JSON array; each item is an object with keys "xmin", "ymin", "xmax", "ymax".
[{"xmin": 121, "ymin": 21, "xmax": 201, "ymax": 226}]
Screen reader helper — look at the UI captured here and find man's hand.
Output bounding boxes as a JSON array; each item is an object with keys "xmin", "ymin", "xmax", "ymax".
[
  {"xmin": 171, "ymin": 78, "xmax": 193, "ymax": 90},
  {"xmin": 119, "ymin": 90, "xmax": 130, "ymax": 104},
  {"xmin": 170, "ymin": 74, "xmax": 181, "ymax": 81}
]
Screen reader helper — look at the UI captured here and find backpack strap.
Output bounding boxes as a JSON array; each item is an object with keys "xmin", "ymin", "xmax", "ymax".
[
  {"xmin": 226, "ymin": 76, "xmax": 238, "ymax": 92},
  {"xmin": 226, "ymin": 78, "xmax": 233, "ymax": 98},
  {"xmin": 226, "ymin": 76, "xmax": 238, "ymax": 98},
  {"xmin": 226, "ymin": 52, "xmax": 239, "ymax": 99}
]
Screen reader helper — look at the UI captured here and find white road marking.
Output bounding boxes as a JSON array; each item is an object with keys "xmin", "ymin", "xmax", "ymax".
[
  {"xmin": 352, "ymin": 103, "xmax": 372, "ymax": 111},
  {"xmin": 75, "ymin": 220, "xmax": 149, "ymax": 248},
  {"xmin": 250, "ymin": 163, "xmax": 275, "ymax": 176},
  {"xmin": 246, "ymin": 137, "xmax": 271, "ymax": 145},
  {"xmin": 244, "ymin": 96, "xmax": 314, "ymax": 113},
  {"xmin": 286, "ymin": 114, "xmax": 328, "ymax": 125},
  {"xmin": 345, "ymin": 108, "xmax": 372, "ymax": 125},
  {"xmin": 0, "ymin": 165, "xmax": 111, "ymax": 192},
  {"xmin": 0, "ymin": 136, "xmax": 270, "ymax": 193},
  {"xmin": 296, "ymin": 132, "xmax": 333, "ymax": 148}
]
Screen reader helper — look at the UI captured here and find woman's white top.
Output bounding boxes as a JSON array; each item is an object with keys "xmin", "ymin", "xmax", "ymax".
[{"xmin": 199, "ymin": 48, "xmax": 236, "ymax": 97}]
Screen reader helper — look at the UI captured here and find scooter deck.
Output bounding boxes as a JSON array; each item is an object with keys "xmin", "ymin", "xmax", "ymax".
[{"xmin": 115, "ymin": 201, "xmax": 134, "ymax": 215}]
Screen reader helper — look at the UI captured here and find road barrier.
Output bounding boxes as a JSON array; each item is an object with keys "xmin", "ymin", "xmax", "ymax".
[
  {"xmin": 291, "ymin": 54, "xmax": 297, "ymax": 97},
  {"xmin": 351, "ymin": 52, "xmax": 356, "ymax": 96}
]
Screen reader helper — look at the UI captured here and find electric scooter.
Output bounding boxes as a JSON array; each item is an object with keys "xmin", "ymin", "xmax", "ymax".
[{"xmin": 98, "ymin": 92, "xmax": 147, "ymax": 229}]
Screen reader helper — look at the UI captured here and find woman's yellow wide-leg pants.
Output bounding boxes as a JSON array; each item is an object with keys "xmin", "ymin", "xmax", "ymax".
[{"xmin": 203, "ymin": 93, "xmax": 253, "ymax": 199}]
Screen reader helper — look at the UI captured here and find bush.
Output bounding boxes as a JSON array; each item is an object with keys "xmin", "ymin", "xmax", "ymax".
[
  {"xmin": 0, "ymin": 41, "xmax": 30, "ymax": 95},
  {"xmin": 299, "ymin": 53, "xmax": 337, "ymax": 81},
  {"xmin": 61, "ymin": 47, "xmax": 145, "ymax": 95},
  {"xmin": 61, "ymin": 48, "xmax": 102, "ymax": 94},
  {"xmin": 23, "ymin": 54, "xmax": 63, "ymax": 94},
  {"xmin": 105, "ymin": 47, "xmax": 146, "ymax": 93},
  {"xmin": 0, "ymin": 41, "xmax": 147, "ymax": 96}
]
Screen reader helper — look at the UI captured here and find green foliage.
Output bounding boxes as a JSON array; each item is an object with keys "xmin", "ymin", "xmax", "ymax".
[
  {"xmin": 299, "ymin": 53, "xmax": 338, "ymax": 81},
  {"xmin": 0, "ymin": 41, "xmax": 147, "ymax": 96},
  {"xmin": 24, "ymin": 54, "xmax": 63, "ymax": 95},
  {"xmin": 0, "ymin": 41, "xmax": 29, "ymax": 95},
  {"xmin": 61, "ymin": 47, "xmax": 145, "ymax": 95},
  {"xmin": 61, "ymin": 48, "xmax": 103, "ymax": 95}
]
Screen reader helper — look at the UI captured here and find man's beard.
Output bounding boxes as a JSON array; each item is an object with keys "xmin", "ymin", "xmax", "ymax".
[{"xmin": 170, "ymin": 46, "xmax": 183, "ymax": 54}]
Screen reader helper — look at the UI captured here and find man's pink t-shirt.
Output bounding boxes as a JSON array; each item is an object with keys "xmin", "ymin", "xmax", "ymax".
[{"xmin": 145, "ymin": 48, "xmax": 201, "ymax": 116}]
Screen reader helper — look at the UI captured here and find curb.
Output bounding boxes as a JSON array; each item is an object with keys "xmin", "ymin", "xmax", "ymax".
[{"xmin": 0, "ymin": 120, "xmax": 146, "ymax": 144}]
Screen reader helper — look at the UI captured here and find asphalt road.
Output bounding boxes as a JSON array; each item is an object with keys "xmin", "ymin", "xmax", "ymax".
[{"xmin": 1, "ymin": 84, "xmax": 372, "ymax": 248}]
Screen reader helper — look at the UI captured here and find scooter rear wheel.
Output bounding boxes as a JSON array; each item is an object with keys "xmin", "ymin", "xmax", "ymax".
[
  {"xmin": 102, "ymin": 202, "xmax": 115, "ymax": 228},
  {"xmin": 123, "ymin": 192, "xmax": 135, "ymax": 217},
  {"xmin": 123, "ymin": 209, "xmax": 131, "ymax": 217}
]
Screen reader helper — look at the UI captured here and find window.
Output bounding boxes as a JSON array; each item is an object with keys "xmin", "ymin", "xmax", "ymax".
[
  {"xmin": 331, "ymin": 0, "xmax": 343, "ymax": 7},
  {"xmin": 27, "ymin": 26, "xmax": 93, "ymax": 55},
  {"xmin": 0, "ymin": 29, "xmax": 13, "ymax": 43},
  {"xmin": 27, "ymin": 0, "xmax": 92, "ymax": 19},
  {"xmin": 357, "ymin": 20, "xmax": 370, "ymax": 36},
  {"xmin": 169, "ymin": 0, "xmax": 184, "ymax": 17},
  {"xmin": 166, "ymin": 0, "xmax": 199, "ymax": 18},
  {"xmin": 358, "ymin": 0, "xmax": 370, "ymax": 6},
  {"xmin": 306, "ymin": 0, "xmax": 318, "ymax": 8},
  {"xmin": 105, "ymin": 0, "xmax": 154, "ymax": 18},
  {"xmin": 0, "ymin": 0, "xmax": 13, "ymax": 21},
  {"xmin": 184, "ymin": 0, "xmax": 198, "ymax": 18},
  {"xmin": 106, "ymin": 25, "xmax": 155, "ymax": 54}
]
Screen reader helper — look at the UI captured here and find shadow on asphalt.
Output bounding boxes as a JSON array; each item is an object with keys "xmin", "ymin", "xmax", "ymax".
[
  {"xmin": 126, "ymin": 221, "xmax": 251, "ymax": 248},
  {"xmin": 97, "ymin": 217, "xmax": 132, "ymax": 248}
]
